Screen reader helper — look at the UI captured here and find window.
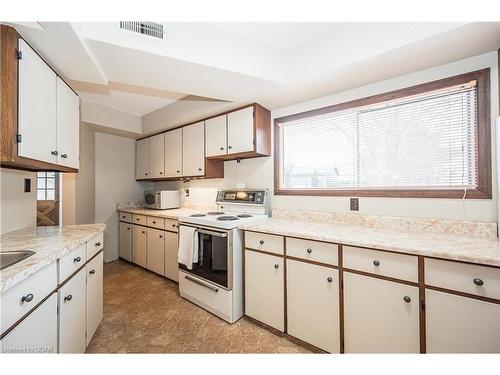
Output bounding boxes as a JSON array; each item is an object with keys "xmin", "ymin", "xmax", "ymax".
[
  {"xmin": 274, "ymin": 69, "xmax": 491, "ymax": 198},
  {"xmin": 37, "ymin": 172, "xmax": 57, "ymax": 200}
]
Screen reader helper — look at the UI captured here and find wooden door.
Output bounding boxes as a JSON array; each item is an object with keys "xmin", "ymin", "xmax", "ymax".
[
  {"xmin": 205, "ymin": 114, "xmax": 227, "ymax": 157},
  {"xmin": 119, "ymin": 222, "xmax": 132, "ymax": 261},
  {"xmin": 86, "ymin": 251, "xmax": 103, "ymax": 345},
  {"xmin": 149, "ymin": 133, "xmax": 165, "ymax": 178},
  {"xmin": 227, "ymin": 106, "xmax": 254, "ymax": 154},
  {"xmin": 136, "ymin": 138, "xmax": 150, "ymax": 179},
  {"xmin": 132, "ymin": 225, "xmax": 147, "ymax": 267},
  {"xmin": 17, "ymin": 39, "xmax": 57, "ymax": 164},
  {"xmin": 244, "ymin": 250, "xmax": 284, "ymax": 331},
  {"xmin": 164, "ymin": 128, "xmax": 183, "ymax": 177},
  {"xmin": 287, "ymin": 259, "xmax": 340, "ymax": 353},
  {"xmin": 146, "ymin": 228, "xmax": 165, "ymax": 276},
  {"xmin": 58, "ymin": 268, "xmax": 86, "ymax": 353},
  {"xmin": 164, "ymin": 231, "xmax": 179, "ymax": 282},
  {"xmin": 343, "ymin": 272, "xmax": 420, "ymax": 353},
  {"xmin": 182, "ymin": 121, "xmax": 205, "ymax": 177},
  {"xmin": 56, "ymin": 77, "xmax": 79, "ymax": 168}
]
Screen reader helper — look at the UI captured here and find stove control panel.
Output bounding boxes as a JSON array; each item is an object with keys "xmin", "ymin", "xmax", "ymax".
[{"xmin": 216, "ymin": 189, "xmax": 266, "ymax": 205}]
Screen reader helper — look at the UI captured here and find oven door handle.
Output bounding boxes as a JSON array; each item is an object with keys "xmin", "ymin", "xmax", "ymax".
[
  {"xmin": 196, "ymin": 229, "xmax": 228, "ymax": 238},
  {"xmin": 184, "ymin": 275, "xmax": 219, "ymax": 292}
]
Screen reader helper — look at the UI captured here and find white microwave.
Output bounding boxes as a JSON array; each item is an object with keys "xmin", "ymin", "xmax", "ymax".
[{"xmin": 144, "ymin": 190, "xmax": 181, "ymax": 210}]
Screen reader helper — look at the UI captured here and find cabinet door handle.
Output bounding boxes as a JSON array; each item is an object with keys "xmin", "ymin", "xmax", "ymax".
[
  {"xmin": 126, "ymin": 227, "xmax": 130, "ymax": 230},
  {"xmin": 73, "ymin": 256, "xmax": 81, "ymax": 263},
  {"xmin": 403, "ymin": 296, "xmax": 411, "ymax": 303},
  {"xmin": 198, "ymin": 168, "xmax": 202, "ymax": 171},
  {"xmin": 220, "ymin": 146, "xmax": 224, "ymax": 150},
  {"xmin": 259, "ymin": 240, "xmax": 264, "ymax": 245},
  {"xmin": 274, "ymin": 264, "xmax": 279, "ymax": 269},
  {"xmin": 306, "ymin": 248, "xmax": 312, "ymax": 254},
  {"xmin": 51, "ymin": 150, "xmax": 58, "ymax": 156},
  {"xmin": 473, "ymin": 278, "xmax": 484, "ymax": 286},
  {"xmin": 177, "ymin": 170, "xmax": 180, "ymax": 173},
  {"xmin": 159, "ymin": 172, "xmax": 163, "ymax": 175},
  {"xmin": 64, "ymin": 295, "xmax": 73, "ymax": 302},
  {"xmin": 89, "ymin": 269, "xmax": 96, "ymax": 275},
  {"xmin": 327, "ymin": 277, "xmax": 333, "ymax": 283},
  {"xmin": 172, "ymin": 224, "xmax": 176, "ymax": 228},
  {"xmin": 21, "ymin": 293, "xmax": 34, "ymax": 303},
  {"xmin": 95, "ymin": 242, "xmax": 101, "ymax": 247},
  {"xmin": 142, "ymin": 231, "xmax": 145, "ymax": 234},
  {"xmin": 228, "ymin": 146, "xmax": 232, "ymax": 150},
  {"xmin": 61, "ymin": 153, "xmax": 68, "ymax": 158},
  {"xmin": 373, "ymin": 260, "xmax": 380, "ymax": 266},
  {"xmin": 145, "ymin": 173, "xmax": 148, "ymax": 176},
  {"xmin": 159, "ymin": 235, "xmax": 163, "ymax": 238},
  {"xmin": 152, "ymin": 221, "xmax": 156, "ymax": 224}
]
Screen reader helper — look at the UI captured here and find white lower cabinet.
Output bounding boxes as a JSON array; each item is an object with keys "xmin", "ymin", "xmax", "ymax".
[
  {"xmin": 132, "ymin": 225, "xmax": 147, "ymax": 268},
  {"xmin": 0, "ymin": 293, "xmax": 58, "ymax": 353},
  {"xmin": 286, "ymin": 259, "xmax": 340, "ymax": 353},
  {"xmin": 426, "ymin": 289, "xmax": 500, "ymax": 353},
  {"xmin": 344, "ymin": 272, "xmax": 420, "ymax": 353},
  {"xmin": 119, "ymin": 222, "xmax": 132, "ymax": 261},
  {"xmin": 58, "ymin": 267, "xmax": 87, "ymax": 353},
  {"xmin": 86, "ymin": 252, "xmax": 104, "ymax": 345},
  {"xmin": 147, "ymin": 228, "xmax": 165, "ymax": 276},
  {"xmin": 244, "ymin": 250, "xmax": 284, "ymax": 331},
  {"xmin": 164, "ymin": 231, "xmax": 179, "ymax": 282}
]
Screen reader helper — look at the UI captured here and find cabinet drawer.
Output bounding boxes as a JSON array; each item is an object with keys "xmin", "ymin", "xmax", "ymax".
[
  {"xmin": 245, "ymin": 231, "xmax": 284, "ymax": 255},
  {"xmin": 425, "ymin": 258, "xmax": 500, "ymax": 300},
  {"xmin": 343, "ymin": 246, "xmax": 418, "ymax": 283},
  {"xmin": 58, "ymin": 244, "xmax": 86, "ymax": 284},
  {"xmin": 133, "ymin": 214, "xmax": 147, "ymax": 225},
  {"xmin": 119, "ymin": 212, "xmax": 132, "ymax": 223},
  {"xmin": 1, "ymin": 262, "xmax": 57, "ymax": 335},
  {"xmin": 286, "ymin": 238, "xmax": 338, "ymax": 266},
  {"xmin": 86, "ymin": 232, "xmax": 103, "ymax": 260},
  {"xmin": 165, "ymin": 219, "xmax": 179, "ymax": 232},
  {"xmin": 147, "ymin": 216, "xmax": 165, "ymax": 230}
]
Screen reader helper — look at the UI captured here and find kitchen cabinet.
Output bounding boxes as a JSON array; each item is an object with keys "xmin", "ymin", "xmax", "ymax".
[
  {"xmin": 182, "ymin": 121, "xmax": 205, "ymax": 177},
  {"xmin": 147, "ymin": 228, "xmax": 165, "ymax": 276},
  {"xmin": 119, "ymin": 222, "xmax": 132, "ymax": 261},
  {"xmin": 132, "ymin": 225, "xmax": 147, "ymax": 268},
  {"xmin": 205, "ymin": 114, "xmax": 227, "ymax": 157},
  {"xmin": 286, "ymin": 259, "xmax": 340, "ymax": 353},
  {"xmin": 426, "ymin": 289, "xmax": 500, "ymax": 353},
  {"xmin": 244, "ymin": 249, "xmax": 284, "ymax": 331},
  {"xmin": 227, "ymin": 106, "xmax": 254, "ymax": 154},
  {"xmin": 86, "ymin": 251, "xmax": 104, "ymax": 346},
  {"xmin": 136, "ymin": 138, "xmax": 150, "ymax": 179},
  {"xmin": 149, "ymin": 133, "xmax": 165, "ymax": 178},
  {"xmin": 56, "ymin": 77, "xmax": 80, "ymax": 169},
  {"xmin": 0, "ymin": 293, "xmax": 58, "ymax": 353},
  {"xmin": 164, "ymin": 231, "xmax": 179, "ymax": 282},
  {"xmin": 164, "ymin": 128, "xmax": 183, "ymax": 178},
  {"xmin": 58, "ymin": 267, "xmax": 87, "ymax": 353},
  {"xmin": 343, "ymin": 272, "xmax": 420, "ymax": 353}
]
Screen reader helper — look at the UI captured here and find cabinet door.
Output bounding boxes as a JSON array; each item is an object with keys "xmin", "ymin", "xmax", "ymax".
[
  {"xmin": 0, "ymin": 293, "xmax": 57, "ymax": 354},
  {"xmin": 86, "ymin": 251, "xmax": 103, "ymax": 345},
  {"xmin": 244, "ymin": 250, "xmax": 284, "ymax": 331},
  {"xmin": 119, "ymin": 222, "xmax": 132, "ymax": 261},
  {"xmin": 182, "ymin": 121, "xmax": 205, "ymax": 177},
  {"xmin": 59, "ymin": 268, "xmax": 86, "ymax": 353},
  {"xmin": 17, "ymin": 39, "xmax": 57, "ymax": 164},
  {"xmin": 136, "ymin": 138, "xmax": 150, "ymax": 179},
  {"xmin": 56, "ymin": 77, "xmax": 79, "ymax": 168},
  {"xmin": 164, "ymin": 128, "xmax": 183, "ymax": 177},
  {"xmin": 426, "ymin": 289, "xmax": 500, "ymax": 353},
  {"xmin": 147, "ymin": 228, "xmax": 165, "ymax": 276},
  {"xmin": 227, "ymin": 106, "xmax": 254, "ymax": 154},
  {"xmin": 205, "ymin": 114, "xmax": 227, "ymax": 157},
  {"xmin": 344, "ymin": 272, "xmax": 420, "ymax": 353},
  {"xmin": 164, "ymin": 231, "xmax": 179, "ymax": 282},
  {"xmin": 149, "ymin": 133, "xmax": 165, "ymax": 178},
  {"xmin": 132, "ymin": 225, "xmax": 147, "ymax": 267},
  {"xmin": 287, "ymin": 259, "xmax": 340, "ymax": 353}
]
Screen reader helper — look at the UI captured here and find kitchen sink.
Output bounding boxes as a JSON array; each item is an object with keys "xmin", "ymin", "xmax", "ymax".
[{"xmin": 0, "ymin": 250, "xmax": 35, "ymax": 270}]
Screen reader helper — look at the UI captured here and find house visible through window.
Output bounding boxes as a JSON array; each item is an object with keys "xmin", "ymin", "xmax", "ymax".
[
  {"xmin": 275, "ymin": 69, "xmax": 491, "ymax": 198},
  {"xmin": 37, "ymin": 172, "xmax": 57, "ymax": 200}
]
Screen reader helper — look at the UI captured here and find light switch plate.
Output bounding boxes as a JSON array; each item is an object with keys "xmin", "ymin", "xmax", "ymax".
[{"xmin": 350, "ymin": 197, "xmax": 359, "ymax": 211}]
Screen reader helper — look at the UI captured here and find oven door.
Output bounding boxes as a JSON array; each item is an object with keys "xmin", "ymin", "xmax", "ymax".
[{"xmin": 179, "ymin": 225, "xmax": 233, "ymax": 290}]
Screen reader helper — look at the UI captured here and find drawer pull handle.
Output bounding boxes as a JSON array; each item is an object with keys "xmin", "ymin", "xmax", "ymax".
[
  {"xmin": 153, "ymin": 221, "xmax": 156, "ymax": 224},
  {"xmin": 136, "ymin": 218, "xmax": 140, "ymax": 221},
  {"xmin": 64, "ymin": 295, "xmax": 73, "ymax": 302},
  {"xmin": 74, "ymin": 256, "xmax": 81, "ymax": 263},
  {"xmin": 95, "ymin": 242, "xmax": 101, "ymax": 246},
  {"xmin": 89, "ymin": 269, "xmax": 96, "ymax": 275},
  {"xmin": 327, "ymin": 277, "xmax": 333, "ymax": 283},
  {"xmin": 274, "ymin": 264, "xmax": 279, "ymax": 269},
  {"xmin": 403, "ymin": 296, "xmax": 411, "ymax": 303},
  {"xmin": 21, "ymin": 293, "xmax": 34, "ymax": 303},
  {"xmin": 259, "ymin": 240, "xmax": 265, "ymax": 245},
  {"xmin": 373, "ymin": 260, "xmax": 380, "ymax": 266},
  {"xmin": 473, "ymin": 278, "xmax": 484, "ymax": 286},
  {"xmin": 306, "ymin": 248, "xmax": 312, "ymax": 254}
]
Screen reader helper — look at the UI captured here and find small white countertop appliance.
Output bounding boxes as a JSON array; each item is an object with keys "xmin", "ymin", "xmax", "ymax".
[{"xmin": 143, "ymin": 190, "xmax": 181, "ymax": 210}]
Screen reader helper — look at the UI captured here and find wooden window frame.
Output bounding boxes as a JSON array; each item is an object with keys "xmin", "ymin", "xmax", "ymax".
[{"xmin": 274, "ymin": 69, "xmax": 492, "ymax": 199}]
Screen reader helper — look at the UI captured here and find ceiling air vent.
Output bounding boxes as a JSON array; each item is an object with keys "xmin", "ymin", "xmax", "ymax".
[{"xmin": 119, "ymin": 21, "xmax": 165, "ymax": 39}]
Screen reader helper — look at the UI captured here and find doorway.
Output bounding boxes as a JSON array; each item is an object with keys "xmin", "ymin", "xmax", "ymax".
[{"xmin": 36, "ymin": 172, "xmax": 60, "ymax": 226}]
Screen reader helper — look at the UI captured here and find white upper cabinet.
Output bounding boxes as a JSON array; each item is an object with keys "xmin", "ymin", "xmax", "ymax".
[
  {"xmin": 56, "ymin": 77, "xmax": 79, "ymax": 169},
  {"xmin": 182, "ymin": 121, "xmax": 205, "ymax": 177},
  {"xmin": 136, "ymin": 138, "xmax": 150, "ymax": 179},
  {"xmin": 227, "ymin": 106, "xmax": 254, "ymax": 154},
  {"xmin": 205, "ymin": 115, "xmax": 227, "ymax": 157},
  {"xmin": 18, "ymin": 39, "xmax": 57, "ymax": 164},
  {"xmin": 149, "ymin": 133, "xmax": 165, "ymax": 178},
  {"xmin": 164, "ymin": 128, "xmax": 183, "ymax": 178}
]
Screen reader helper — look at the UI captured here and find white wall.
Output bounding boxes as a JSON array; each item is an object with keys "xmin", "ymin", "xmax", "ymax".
[
  {"xmin": 95, "ymin": 132, "xmax": 152, "ymax": 262},
  {"xmin": 154, "ymin": 51, "xmax": 499, "ymax": 223},
  {"xmin": 0, "ymin": 169, "xmax": 37, "ymax": 234},
  {"xmin": 61, "ymin": 173, "xmax": 76, "ymax": 225},
  {"xmin": 75, "ymin": 123, "xmax": 96, "ymax": 224}
]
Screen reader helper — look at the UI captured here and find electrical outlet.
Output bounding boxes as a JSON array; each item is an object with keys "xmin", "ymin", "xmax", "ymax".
[{"xmin": 350, "ymin": 197, "xmax": 359, "ymax": 211}]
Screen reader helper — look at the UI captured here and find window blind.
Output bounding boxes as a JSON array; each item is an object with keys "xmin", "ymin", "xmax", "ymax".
[{"xmin": 280, "ymin": 81, "xmax": 478, "ymax": 191}]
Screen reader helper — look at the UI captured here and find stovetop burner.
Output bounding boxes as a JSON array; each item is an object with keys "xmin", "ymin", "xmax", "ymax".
[
  {"xmin": 207, "ymin": 211, "xmax": 225, "ymax": 216},
  {"xmin": 190, "ymin": 214, "xmax": 206, "ymax": 217},
  {"xmin": 237, "ymin": 214, "xmax": 252, "ymax": 218},
  {"xmin": 217, "ymin": 216, "xmax": 239, "ymax": 221}
]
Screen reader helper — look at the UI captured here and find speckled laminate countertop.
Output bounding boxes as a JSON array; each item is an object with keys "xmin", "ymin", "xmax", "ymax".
[{"xmin": 117, "ymin": 207, "xmax": 208, "ymax": 220}]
